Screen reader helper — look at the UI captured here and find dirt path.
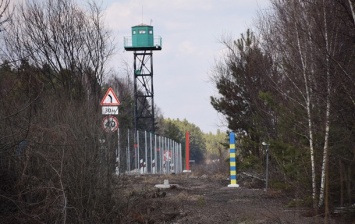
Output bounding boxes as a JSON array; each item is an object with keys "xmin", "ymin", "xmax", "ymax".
[{"xmin": 119, "ymin": 174, "xmax": 346, "ymax": 223}]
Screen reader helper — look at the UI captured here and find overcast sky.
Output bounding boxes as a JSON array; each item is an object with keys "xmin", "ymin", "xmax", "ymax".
[
  {"xmin": 10, "ymin": 0, "xmax": 271, "ymax": 133},
  {"xmin": 102, "ymin": 0, "xmax": 271, "ymax": 134}
]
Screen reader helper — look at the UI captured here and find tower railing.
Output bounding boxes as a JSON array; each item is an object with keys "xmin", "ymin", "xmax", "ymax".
[{"xmin": 123, "ymin": 36, "xmax": 162, "ymax": 49}]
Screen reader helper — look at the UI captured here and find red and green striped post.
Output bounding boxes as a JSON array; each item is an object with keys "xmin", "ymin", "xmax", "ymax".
[{"xmin": 228, "ymin": 132, "xmax": 239, "ymax": 187}]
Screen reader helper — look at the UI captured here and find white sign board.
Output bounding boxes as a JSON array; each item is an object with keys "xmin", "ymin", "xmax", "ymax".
[{"xmin": 102, "ymin": 106, "xmax": 119, "ymax": 115}]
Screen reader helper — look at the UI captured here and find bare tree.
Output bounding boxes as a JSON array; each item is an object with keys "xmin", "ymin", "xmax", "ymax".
[
  {"xmin": 257, "ymin": 2, "xmax": 316, "ymax": 207},
  {"xmin": 258, "ymin": 0, "xmax": 354, "ymax": 210},
  {"xmin": 0, "ymin": 0, "xmax": 10, "ymax": 30},
  {"xmin": 347, "ymin": 0, "xmax": 355, "ymax": 24},
  {"xmin": 0, "ymin": 0, "xmax": 11, "ymax": 60},
  {"xmin": 3, "ymin": 0, "xmax": 114, "ymax": 99},
  {"xmin": 0, "ymin": 0, "xmax": 125, "ymax": 222}
]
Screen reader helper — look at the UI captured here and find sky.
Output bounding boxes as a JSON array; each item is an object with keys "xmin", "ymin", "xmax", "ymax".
[
  {"xmin": 10, "ymin": 0, "xmax": 271, "ymax": 134},
  {"xmin": 101, "ymin": 0, "xmax": 271, "ymax": 134}
]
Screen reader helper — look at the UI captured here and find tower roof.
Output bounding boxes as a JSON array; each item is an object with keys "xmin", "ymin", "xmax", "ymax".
[{"xmin": 133, "ymin": 23, "xmax": 153, "ymax": 28}]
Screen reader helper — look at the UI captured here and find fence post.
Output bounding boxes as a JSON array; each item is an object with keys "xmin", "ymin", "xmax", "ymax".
[
  {"xmin": 137, "ymin": 130, "xmax": 140, "ymax": 172},
  {"xmin": 153, "ymin": 134, "xmax": 157, "ymax": 174},
  {"xmin": 180, "ymin": 143, "xmax": 182, "ymax": 173},
  {"xmin": 127, "ymin": 129, "xmax": 130, "ymax": 173},
  {"xmin": 119, "ymin": 130, "xmax": 185, "ymax": 175},
  {"xmin": 159, "ymin": 136, "xmax": 161, "ymax": 174},
  {"xmin": 144, "ymin": 131, "xmax": 147, "ymax": 174}
]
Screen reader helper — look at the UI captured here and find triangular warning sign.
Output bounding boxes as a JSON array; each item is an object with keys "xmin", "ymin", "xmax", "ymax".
[{"xmin": 100, "ymin": 87, "xmax": 121, "ymax": 106}]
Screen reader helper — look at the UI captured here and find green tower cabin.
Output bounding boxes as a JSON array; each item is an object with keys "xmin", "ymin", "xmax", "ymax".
[
  {"xmin": 124, "ymin": 23, "xmax": 162, "ymax": 140},
  {"xmin": 124, "ymin": 24, "xmax": 162, "ymax": 51}
]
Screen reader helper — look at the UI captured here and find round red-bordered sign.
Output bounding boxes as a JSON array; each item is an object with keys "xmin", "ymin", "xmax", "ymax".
[
  {"xmin": 163, "ymin": 150, "xmax": 171, "ymax": 161},
  {"xmin": 102, "ymin": 116, "xmax": 119, "ymax": 132}
]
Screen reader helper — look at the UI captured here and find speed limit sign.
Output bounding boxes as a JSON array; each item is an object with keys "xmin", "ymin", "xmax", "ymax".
[{"xmin": 102, "ymin": 116, "xmax": 119, "ymax": 132}]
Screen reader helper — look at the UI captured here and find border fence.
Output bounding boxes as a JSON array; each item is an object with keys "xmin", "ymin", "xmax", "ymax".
[{"xmin": 116, "ymin": 129, "xmax": 183, "ymax": 175}]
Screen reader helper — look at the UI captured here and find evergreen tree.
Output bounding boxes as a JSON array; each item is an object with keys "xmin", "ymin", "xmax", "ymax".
[{"xmin": 210, "ymin": 29, "xmax": 274, "ymax": 158}]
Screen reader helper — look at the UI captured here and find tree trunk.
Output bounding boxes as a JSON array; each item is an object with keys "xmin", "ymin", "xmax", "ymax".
[
  {"xmin": 348, "ymin": 0, "xmax": 355, "ymax": 24},
  {"xmin": 293, "ymin": 4, "xmax": 317, "ymax": 207},
  {"xmin": 318, "ymin": 94, "xmax": 330, "ymax": 207},
  {"xmin": 339, "ymin": 159, "xmax": 344, "ymax": 207},
  {"xmin": 324, "ymin": 158, "xmax": 329, "ymax": 224},
  {"xmin": 347, "ymin": 165, "xmax": 352, "ymax": 204},
  {"xmin": 318, "ymin": 0, "xmax": 332, "ymax": 208}
]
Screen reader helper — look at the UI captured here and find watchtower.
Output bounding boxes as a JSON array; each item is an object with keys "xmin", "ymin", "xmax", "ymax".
[{"xmin": 124, "ymin": 24, "xmax": 162, "ymax": 133}]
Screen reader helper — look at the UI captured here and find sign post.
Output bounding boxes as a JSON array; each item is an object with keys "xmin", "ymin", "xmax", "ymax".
[
  {"xmin": 100, "ymin": 87, "xmax": 121, "ymax": 174},
  {"xmin": 100, "ymin": 87, "xmax": 120, "ymax": 133}
]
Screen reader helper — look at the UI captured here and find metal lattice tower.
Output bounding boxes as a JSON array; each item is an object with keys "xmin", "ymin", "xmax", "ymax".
[{"xmin": 124, "ymin": 24, "xmax": 162, "ymax": 133}]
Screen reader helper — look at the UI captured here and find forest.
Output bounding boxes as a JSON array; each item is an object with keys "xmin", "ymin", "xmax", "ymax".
[
  {"xmin": 0, "ymin": 0, "xmax": 354, "ymax": 223},
  {"xmin": 210, "ymin": 0, "xmax": 355, "ymax": 217}
]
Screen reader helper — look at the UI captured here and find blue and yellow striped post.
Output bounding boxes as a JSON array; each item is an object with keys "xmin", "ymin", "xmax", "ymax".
[{"xmin": 228, "ymin": 132, "xmax": 239, "ymax": 187}]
